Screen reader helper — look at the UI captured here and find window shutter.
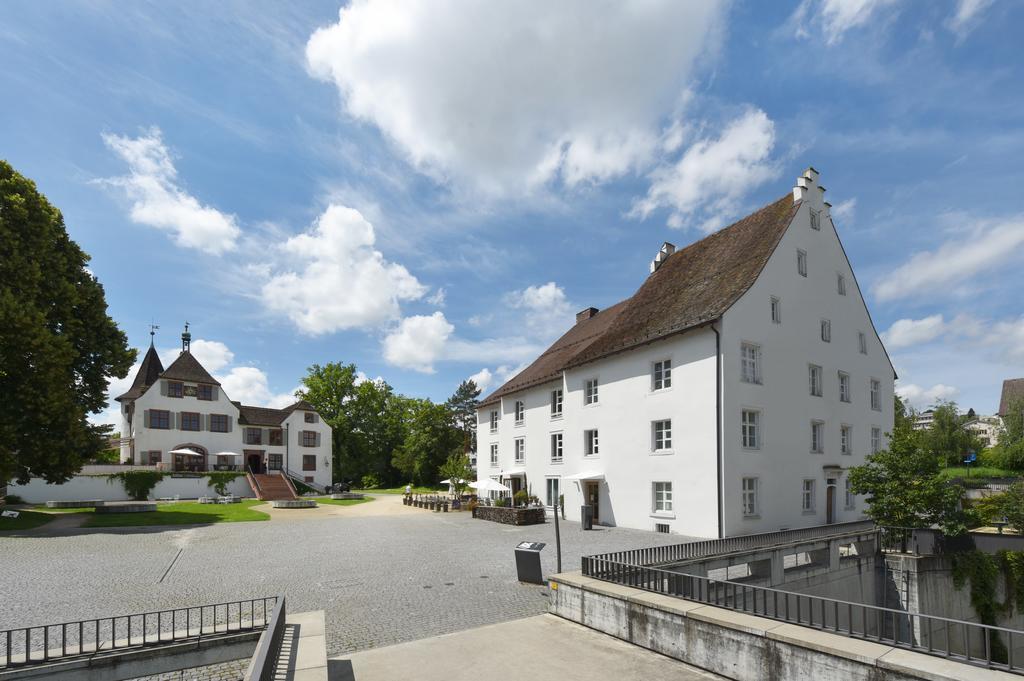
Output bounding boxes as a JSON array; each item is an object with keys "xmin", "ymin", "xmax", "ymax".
[
  {"xmin": 226, "ymin": 416, "xmax": 233, "ymax": 433},
  {"xmin": 315, "ymin": 432, "xmax": 321, "ymax": 447},
  {"xmin": 160, "ymin": 381, "xmax": 167, "ymax": 397},
  {"xmin": 314, "ymin": 414, "xmax": 320, "ymax": 423},
  {"xmin": 211, "ymin": 386, "xmax": 218, "ymax": 401},
  {"xmin": 144, "ymin": 410, "xmax": 151, "ymax": 428},
  {"xmin": 198, "ymin": 414, "xmax": 205, "ymax": 431}
]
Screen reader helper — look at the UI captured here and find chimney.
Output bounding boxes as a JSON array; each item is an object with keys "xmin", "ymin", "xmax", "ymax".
[
  {"xmin": 576, "ymin": 307, "xmax": 599, "ymax": 323},
  {"xmin": 649, "ymin": 241, "xmax": 676, "ymax": 274}
]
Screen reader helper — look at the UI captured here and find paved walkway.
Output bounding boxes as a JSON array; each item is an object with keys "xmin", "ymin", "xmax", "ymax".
[{"xmin": 331, "ymin": 614, "xmax": 725, "ymax": 681}]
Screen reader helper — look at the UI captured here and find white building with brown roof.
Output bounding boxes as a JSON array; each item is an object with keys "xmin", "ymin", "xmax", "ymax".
[
  {"xmin": 475, "ymin": 168, "xmax": 895, "ymax": 538},
  {"xmin": 115, "ymin": 325, "xmax": 332, "ymax": 493}
]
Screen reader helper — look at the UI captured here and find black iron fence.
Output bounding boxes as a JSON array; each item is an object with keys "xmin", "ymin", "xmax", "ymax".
[
  {"xmin": 0, "ymin": 597, "xmax": 278, "ymax": 670},
  {"xmin": 582, "ymin": 555, "xmax": 1024, "ymax": 674}
]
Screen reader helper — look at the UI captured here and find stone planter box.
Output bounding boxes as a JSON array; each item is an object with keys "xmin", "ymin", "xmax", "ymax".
[
  {"xmin": 473, "ymin": 505, "xmax": 546, "ymax": 526},
  {"xmin": 272, "ymin": 499, "xmax": 318, "ymax": 508},
  {"xmin": 46, "ymin": 500, "xmax": 102, "ymax": 508},
  {"xmin": 95, "ymin": 502, "xmax": 157, "ymax": 513},
  {"xmin": 330, "ymin": 493, "xmax": 365, "ymax": 500}
]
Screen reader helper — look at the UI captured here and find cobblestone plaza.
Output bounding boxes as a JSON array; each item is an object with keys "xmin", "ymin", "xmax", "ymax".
[{"xmin": 0, "ymin": 496, "xmax": 688, "ymax": 656}]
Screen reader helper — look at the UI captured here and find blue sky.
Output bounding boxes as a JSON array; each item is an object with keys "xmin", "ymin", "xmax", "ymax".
[{"xmin": 2, "ymin": 0, "xmax": 1023, "ymax": 424}]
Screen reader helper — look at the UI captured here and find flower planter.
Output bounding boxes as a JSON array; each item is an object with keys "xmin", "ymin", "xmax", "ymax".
[{"xmin": 472, "ymin": 505, "xmax": 546, "ymax": 526}]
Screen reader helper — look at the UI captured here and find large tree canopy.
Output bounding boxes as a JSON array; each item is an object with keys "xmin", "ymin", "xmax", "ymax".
[{"xmin": 0, "ymin": 161, "xmax": 135, "ymax": 484}]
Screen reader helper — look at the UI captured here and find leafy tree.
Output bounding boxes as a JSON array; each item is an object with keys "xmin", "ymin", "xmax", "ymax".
[
  {"xmin": 922, "ymin": 401, "xmax": 982, "ymax": 466},
  {"xmin": 848, "ymin": 420, "xmax": 968, "ymax": 535},
  {"xmin": 1001, "ymin": 482, "xmax": 1024, "ymax": 534},
  {"xmin": 346, "ymin": 379, "xmax": 410, "ymax": 486},
  {"xmin": 438, "ymin": 453, "xmax": 474, "ymax": 498},
  {"xmin": 894, "ymin": 394, "xmax": 912, "ymax": 432},
  {"xmin": 446, "ymin": 379, "xmax": 481, "ymax": 453},
  {"xmin": 0, "ymin": 161, "xmax": 135, "ymax": 484},
  {"xmin": 392, "ymin": 399, "xmax": 462, "ymax": 485},
  {"xmin": 297, "ymin": 362, "xmax": 360, "ymax": 483}
]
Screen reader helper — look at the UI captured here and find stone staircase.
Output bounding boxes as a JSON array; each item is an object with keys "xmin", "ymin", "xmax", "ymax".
[{"xmin": 249, "ymin": 472, "xmax": 296, "ymax": 501}]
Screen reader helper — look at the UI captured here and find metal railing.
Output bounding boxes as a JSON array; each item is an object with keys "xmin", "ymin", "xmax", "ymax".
[
  {"xmin": 243, "ymin": 596, "xmax": 286, "ymax": 681},
  {"xmin": 585, "ymin": 519, "xmax": 876, "ymax": 568},
  {"xmin": 283, "ymin": 468, "xmax": 325, "ymax": 494},
  {"xmin": 0, "ymin": 597, "xmax": 278, "ymax": 670},
  {"xmin": 582, "ymin": 556, "xmax": 1024, "ymax": 675}
]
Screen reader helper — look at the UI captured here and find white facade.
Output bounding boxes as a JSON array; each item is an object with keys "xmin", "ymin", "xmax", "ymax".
[
  {"xmin": 476, "ymin": 169, "xmax": 895, "ymax": 538},
  {"xmin": 964, "ymin": 416, "xmax": 1002, "ymax": 448}
]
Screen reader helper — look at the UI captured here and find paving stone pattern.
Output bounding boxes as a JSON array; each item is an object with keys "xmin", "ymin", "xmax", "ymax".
[
  {"xmin": 127, "ymin": 657, "xmax": 249, "ymax": 681},
  {"xmin": 0, "ymin": 499, "xmax": 692, "ymax": 656}
]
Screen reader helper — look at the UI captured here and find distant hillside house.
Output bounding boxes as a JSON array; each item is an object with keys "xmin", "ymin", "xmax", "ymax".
[
  {"xmin": 475, "ymin": 168, "xmax": 896, "ymax": 538},
  {"xmin": 964, "ymin": 416, "xmax": 1002, "ymax": 448},
  {"xmin": 114, "ymin": 325, "xmax": 332, "ymax": 489}
]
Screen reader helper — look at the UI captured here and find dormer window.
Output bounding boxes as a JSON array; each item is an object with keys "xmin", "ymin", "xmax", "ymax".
[
  {"xmin": 304, "ymin": 412, "xmax": 317, "ymax": 423},
  {"xmin": 167, "ymin": 381, "xmax": 183, "ymax": 398},
  {"xmin": 197, "ymin": 384, "xmax": 213, "ymax": 401}
]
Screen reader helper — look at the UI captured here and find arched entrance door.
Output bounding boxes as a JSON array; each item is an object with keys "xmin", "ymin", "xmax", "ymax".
[{"xmin": 173, "ymin": 444, "xmax": 208, "ymax": 472}]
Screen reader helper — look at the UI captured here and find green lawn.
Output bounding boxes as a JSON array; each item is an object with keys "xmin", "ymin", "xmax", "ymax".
[
  {"xmin": 0, "ymin": 510, "xmax": 56, "ymax": 532},
  {"xmin": 83, "ymin": 500, "xmax": 270, "ymax": 528},
  {"xmin": 32, "ymin": 505, "xmax": 97, "ymax": 514},
  {"xmin": 939, "ymin": 466, "xmax": 1020, "ymax": 480},
  {"xmin": 355, "ymin": 486, "xmax": 445, "ymax": 495},
  {"xmin": 315, "ymin": 496, "xmax": 374, "ymax": 507}
]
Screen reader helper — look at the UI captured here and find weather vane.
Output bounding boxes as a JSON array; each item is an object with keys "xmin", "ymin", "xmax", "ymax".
[{"xmin": 149, "ymin": 322, "xmax": 159, "ymax": 346}]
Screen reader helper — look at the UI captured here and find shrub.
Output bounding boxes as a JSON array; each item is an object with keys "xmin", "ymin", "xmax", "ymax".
[
  {"xmin": 206, "ymin": 472, "xmax": 244, "ymax": 496},
  {"xmin": 360, "ymin": 473, "xmax": 381, "ymax": 489},
  {"xmin": 90, "ymin": 448, "xmax": 120, "ymax": 464},
  {"xmin": 513, "ymin": 490, "xmax": 529, "ymax": 507},
  {"xmin": 494, "ymin": 496, "xmax": 510, "ymax": 507},
  {"xmin": 1003, "ymin": 482, "xmax": 1024, "ymax": 534},
  {"xmin": 108, "ymin": 471, "xmax": 165, "ymax": 500},
  {"xmin": 4, "ymin": 494, "xmax": 24, "ymax": 505}
]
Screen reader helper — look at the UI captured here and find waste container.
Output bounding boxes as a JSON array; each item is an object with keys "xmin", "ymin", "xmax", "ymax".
[
  {"xmin": 514, "ymin": 541, "xmax": 546, "ymax": 584},
  {"xmin": 581, "ymin": 504, "xmax": 594, "ymax": 530}
]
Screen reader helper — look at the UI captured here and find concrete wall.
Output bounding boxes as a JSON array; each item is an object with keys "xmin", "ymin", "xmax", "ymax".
[
  {"xmin": 550, "ymin": 571, "xmax": 1017, "ymax": 681},
  {"xmin": 9, "ymin": 475, "xmax": 253, "ymax": 503}
]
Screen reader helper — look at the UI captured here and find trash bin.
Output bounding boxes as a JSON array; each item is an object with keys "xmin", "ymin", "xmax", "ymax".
[
  {"xmin": 514, "ymin": 541, "xmax": 546, "ymax": 584},
  {"xmin": 581, "ymin": 504, "xmax": 594, "ymax": 530}
]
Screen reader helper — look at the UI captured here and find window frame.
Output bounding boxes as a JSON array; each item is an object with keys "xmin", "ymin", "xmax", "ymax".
[
  {"xmin": 550, "ymin": 432, "xmax": 563, "ymax": 463},
  {"xmin": 269, "ymin": 429, "xmax": 283, "ymax": 446},
  {"xmin": 167, "ymin": 381, "xmax": 184, "ymax": 399},
  {"xmin": 584, "ymin": 429, "xmax": 600, "ymax": 457},
  {"xmin": 490, "ymin": 443, "xmax": 499, "ymax": 467},
  {"xmin": 810, "ymin": 209, "xmax": 821, "ymax": 230},
  {"xmin": 809, "ymin": 364, "xmax": 823, "ymax": 397},
  {"xmin": 871, "ymin": 427, "xmax": 882, "ymax": 454},
  {"xmin": 821, "ymin": 319, "xmax": 831, "ymax": 343},
  {"xmin": 550, "ymin": 389, "xmax": 564, "ymax": 418},
  {"xmin": 302, "ymin": 454, "xmax": 316, "ymax": 471},
  {"xmin": 652, "ymin": 481, "xmax": 673, "ymax": 514},
  {"xmin": 841, "ymin": 424, "xmax": 852, "ymax": 455},
  {"xmin": 197, "ymin": 384, "xmax": 213, "ymax": 401},
  {"xmin": 837, "ymin": 273, "xmax": 847, "ymax": 296},
  {"xmin": 584, "ymin": 378, "xmax": 599, "ymax": 405},
  {"xmin": 838, "ymin": 371, "xmax": 851, "ymax": 403},
  {"xmin": 859, "ymin": 331, "xmax": 868, "ymax": 355},
  {"xmin": 741, "ymin": 409, "xmax": 760, "ymax": 450},
  {"xmin": 652, "ymin": 359, "xmax": 672, "ymax": 391},
  {"xmin": 845, "ymin": 478, "xmax": 855, "ymax": 509},
  {"xmin": 209, "ymin": 413, "xmax": 228, "ymax": 433},
  {"xmin": 652, "ymin": 419, "xmax": 673, "ymax": 453},
  {"xmin": 150, "ymin": 409, "xmax": 170, "ymax": 430},
  {"xmin": 244, "ymin": 427, "xmax": 262, "ymax": 445},
  {"xmin": 301, "ymin": 430, "xmax": 317, "ymax": 447},
  {"xmin": 545, "ymin": 477, "xmax": 560, "ymax": 508},
  {"xmin": 801, "ymin": 479, "xmax": 816, "ymax": 513},
  {"xmin": 180, "ymin": 411, "xmax": 201, "ymax": 432},
  {"xmin": 742, "ymin": 477, "xmax": 759, "ymax": 517},
  {"xmin": 797, "ymin": 249, "xmax": 808, "ymax": 277},
  {"xmin": 514, "ymin": 400, "xmax": 525, "ymax": 425},
  {"xmin": 811, "ymin": 420, "xmax": 825, "ymax": 454},
  {"xmin": 514, "ymin": 437, "xmax": 525, "ymax": 464},
  {"xmin": 770, "ymin": 296, "xmax": 781, "ymax": 324},
  {"xmin": 870, "ymin": 379, "xmax": 881, "ymax": 411},
  {"xmin": 489, "ymin": 410, "xmax": 499, "ymax": 432},
  {"xmin": 740, "ymin": 342, "xmax": 762, "ymax": 384}
]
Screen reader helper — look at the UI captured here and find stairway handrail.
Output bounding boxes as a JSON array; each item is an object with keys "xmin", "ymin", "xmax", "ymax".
[{"xmin": 246, "ymin": 466, "xmax": 264, "ymax": 499}]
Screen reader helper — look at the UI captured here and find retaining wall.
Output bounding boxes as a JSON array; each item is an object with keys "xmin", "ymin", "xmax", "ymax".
[
  {"xmin": 8, "ymin": 475, "xmax": 253, "ymax": 503},
  {"xmin": 472, "ymin": 505, "xmax": 546, "ymax": 525}
]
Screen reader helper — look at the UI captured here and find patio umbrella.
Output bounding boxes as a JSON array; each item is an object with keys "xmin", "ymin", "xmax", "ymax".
[
  {"xmin": 439, "ymin": 478, "xmax": 468, "ymax": 485},
  {"xmin": 168, "ymin": 448, "xmax": 203, "ymax": 456},
  {"xmin": 469, "ymin": 478, "xmax": 511, "ymax": 493},
  {"xmin": 214, "ymin": 451, "xmax": 242, "ymax": 458}
]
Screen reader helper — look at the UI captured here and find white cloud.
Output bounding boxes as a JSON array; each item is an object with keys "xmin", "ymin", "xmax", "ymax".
[
  {"xmin": 186, "ymin": 340, "xmax": 234, "ymax": 373},
  {"xmin": 897, "ymin": 382, "xmax": 959, "ymax": 409},
  {"xmin": 946, "ymin": 0, "xmax": 993, "ymax": 40},
  {"xmin": 791, "ymin": 0, "xmax": 898, "ymax": 45},
  {"xmin": 468, "ymin": 367, "xmax": 494, "ymax": 393},
  {"xmin": 505, "ymin": 282, "xmax": 575, "ymax": 337},
  {"xmin": 216, "ymin": 366, "xmax": 299, "ymax": 409},
  {"xmin": 983, "ymin": 317, "xmax": 1024, "ymax": 364},
  {"xmin": 873, "ymin": 217, "xmax": 1024, "ymax": 301},
  {"xmin": 830, "ymin": 198, "xmax": 857, "ymax": 225},
  {"xmin": 382, "ymin": 311, "xmax": 455, "ymax": 373},
  {"xmin": 469, "ymin": 364, "xmax": 526, "ymax": 394},
  {"xmin": 881, "ymin": 315, "xmax": 947, "ymax": 349},
  {"xmin": 100, "ymin": 128, "xmax": 241, "ymax": 254},
  {"xmin": 306, "ymin": 0, "xmax": 725, "ymax": 196},
  {"xmin": 631, "ymin": 109, "xmax": 778, "ymax": 232},
  {"xmin": 426, "ymin": 288, "xmax": 447, "ymax": 307},
  {"xmin": 261, "ymin": 204, "xmax": 426, "ymax": 334}
]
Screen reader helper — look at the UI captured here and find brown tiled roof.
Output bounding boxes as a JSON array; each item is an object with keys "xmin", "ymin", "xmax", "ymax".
[
  {"xmin": 115, "ymin": 344, "xmax": 164, "ymax": 401},
  {"xmin": 159, "ymin": 351, "xmax": 221, "ymax": 386},
  {"xmin": 999, "ymin": 378, "xmax": 1024, "ymax": 416},
  {"xmin": 479, "ymin": 193, "xmax": 800, "ymax": 407},
  {"xmin": 234, "ymin": 400, "xmax": 315, "ymax": 426}
]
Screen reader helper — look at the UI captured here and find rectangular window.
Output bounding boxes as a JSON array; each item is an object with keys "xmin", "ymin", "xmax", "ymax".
[
  {"xmin": 302, "ymin": 454, "xmax": 316, "ymax": 471},
  {"xmin": 810, "ymin": 209, "xmax": 821, "ymax": 230},
  {"xmin": 652, "ymin": 359, "xmax": 672, "ymax": 390},
  {"xmin": 244, "ymin": 427, "xmax": 262, "ymax": 445},
  {"xmin": 514, "ymin": 438, "xmax": 525, "ymax": 463},
  {"xmin": 180, "ymin": 411, "xmax": 200, "ymax": 431},
  {"xmin": 811, "ymin": 420, "xmax": 824, "ymax": 453},
  {"xmin": 490, "ymin": 410, "xmax": 499, "ymax": 432},
  {"xmin": 770, "ymin": 296, "xmax": 781, "ymax": 324},
  {"xmin": 740, "ymin": 342, "xmax": 761, "ymax": 384},
  {"xmin": 655, "ymin": 523, "xmax": 670, "ymax": 534},
  {"xmin": 871, "ymin": 427, "xmax": 882, "ymax": 454},
  {"xmin": 585, "ymin": 429, "xmax": 599, "ymax": 457},
  {"xmin": 802, "ymin": 479, "xmax": 816, "ymax": 512},
  {"xmin": 797, "ymin": 249, "xmax": 807, "ymax": 277},
  {"xmin": 302, "ymin": 430, "xmax": 317, "ymax": 447},
  {"xmin": 197, "ymin": 384, "xmax": 213, "ymax": 401},
  {"xmin": 809, "ymin": 364, "xmax": 823, "ymax": 397},
  {"xmin": 550, "ymin": 389, "xmax": 563, "ymax": 417},
  {"xmin": 269, "ymin": 429, "xmax": 283, "ymax": 446},
  {"xmin": 150, "ymin": 409, "xmax": 170, "ymax": 429},
  {"xmin": 304, "ymin": 412, "xmax": 317, "ymax": 423},
  {"xmin": 268, "ymin": 454, "xmax": 282, "ymax": 471},
  {"xmin": 209, "ymin": 414, "xmax": 228, "ymax": 432},
  {"xmin": 870, "ymin": 379, "xmax": 881, "ymax": 411},
  {"xmin": 653, "ymin": 482, "xmax": 673, "ymax": 513},
  {"xmin": 490, "ymin": 443, "xmax": 498, "ymax": 467},
  {"xmin": 841, "ymin": 425, "xmax": 852, "ymax": 455},
  {"xmin": 148, "ymin": 451, "xmax": 162, "ymax": 465},
  {"xmin": 859, "ymin": 331, "xmax": 868, "ymax": 355},
  {"xmin": 514, "ymin": 400, "xmax": 525, "ymax": 424},
  {"xmin": 653, "ymin": 419, "xmax": 672, "ymax": 451},
  {"xmin": 742, "ymin": 478, "xmax": 759, "ymax": 517},
  {"xmin": 845, "ymin": 478, "xmax": 855, "ymax": 509},
  {"xmin": 741, "ymin": 409, "xmax": 760, "ymax": 449},
  {"xmin": 837, "ymin": 273, "xmax": 847, "ymax": 296},
  {"xmin": 821, "ymin": 319, "xmax": 831, "ymax": 343},
  {"xmin": 546, "ymin": 478, "xmax": 560, "ymax": 508},
  {"xmin": 550, "ymin": 432, "xmax": 563, "ymax": 463},
  {"xmin": 584, "ymin": 378, "xmax": 599, "ymax": 405},
  {"xmin": 167, "ymin": 381, "xmax": 183, "ymax": 398},
  {"xmin": 839, "ymin": 371, "xmax": 851, "ymax": 402}
]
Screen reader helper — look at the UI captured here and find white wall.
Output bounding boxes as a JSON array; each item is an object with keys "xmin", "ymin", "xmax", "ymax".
[
  {"xmin": 720, "ymin": 172, "xmax": 895, "ymax": 535},
  {"xmin": 9, "ymin": 475, "xmax": 254, "ymax": 503}
]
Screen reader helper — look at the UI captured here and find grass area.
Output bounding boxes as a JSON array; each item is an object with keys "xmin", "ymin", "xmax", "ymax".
[
  {"xmin": 940, "ymin": 466, "xmax": 1020, "ymax": 480},
  {"xmin": 355, "ymin": 486, "xmax": 445, "ymax": 495},
  {"xmin": 83, "ymin": 500, "xmax": 270, "ymax": 528},
  {"xmin": 315, "ymin": 496, "xmax": 374, "ymax": 507},
  {"xmin": 32, "ymin": 505, "xmax": 98, "ymax": 514},
  {"xmin": 0, "ymin": 510, "xmax": 56, "ymax": 532}
]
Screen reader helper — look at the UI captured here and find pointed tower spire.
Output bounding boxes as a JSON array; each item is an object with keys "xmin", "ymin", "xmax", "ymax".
[
  {"xmin": 149, "ymin": 322, "xmax": 159, "ymax": 347},
  {"xmin": 181, "ymin": 321, "xmax": 191, "ymax": 353}
]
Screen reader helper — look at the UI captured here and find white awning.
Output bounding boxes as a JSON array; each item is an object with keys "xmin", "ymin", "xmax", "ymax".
[
  {"xmin": 214, "ymin": 451, "xmax": 242, "ymax": 459},
  {"xmin": 563, "ymin": 470, "xmax": 605, "ymax": 481},
  {"xmin": 168, "ymin": 448, "xmax": 203, "ymax": 456},
  {"xmin": 500, "ymin": 468, "xmax": 527, "ymax": 477}
]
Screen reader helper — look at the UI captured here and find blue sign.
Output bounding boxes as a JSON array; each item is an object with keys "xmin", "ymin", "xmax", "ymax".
[{"xmin": 964, "ymin": 451, "xmax": 977, "ymax": 464}]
